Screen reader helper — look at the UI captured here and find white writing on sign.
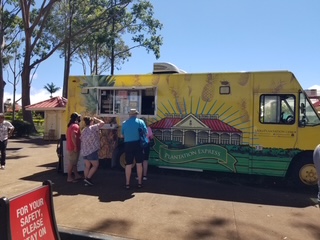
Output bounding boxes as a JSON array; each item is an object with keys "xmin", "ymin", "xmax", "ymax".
[{"xmin": 16, "ymin": 198, "xmax": 47, "ymax": 239}]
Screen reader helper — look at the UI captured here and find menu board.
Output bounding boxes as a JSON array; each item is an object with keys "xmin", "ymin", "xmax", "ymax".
[
  {"xmin": 100, "ymin": 89, "xmax": 141, "ymax": 115},
  {"xmin": 100, "ymin": 90, "xmax": 113, "ymax": 114}
]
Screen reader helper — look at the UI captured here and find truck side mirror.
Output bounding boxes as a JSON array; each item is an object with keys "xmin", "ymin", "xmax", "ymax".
[{"xmin": 300, "ymin": 103, "xmax": 306, "ymax": 114}]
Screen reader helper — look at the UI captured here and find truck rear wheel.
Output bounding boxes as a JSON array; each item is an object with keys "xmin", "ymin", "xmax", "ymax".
[
  {"xmin": 288, "ymin": 156, "xmax": 318, "ymax": 187},
  {"xmin": 114, "ymin": 146, "xmax": 136, "ymax": 169}
]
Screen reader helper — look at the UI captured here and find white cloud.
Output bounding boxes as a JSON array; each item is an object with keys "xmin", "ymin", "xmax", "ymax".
[
  {"xmin": 308, "ymin": 85, "xmax": 320, "ymax": 90},
  {"xmin": 4, "ymin": 88, "xmax": 63, "ymax": 105}
]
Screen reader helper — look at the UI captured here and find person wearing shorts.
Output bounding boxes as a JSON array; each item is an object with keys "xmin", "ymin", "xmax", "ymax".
[
  {"xmin": 66, "ymin": 112, "xmax": 82, "ymax": 182},
  {"xmin": 80, "ymin": 116, "xmax": 105, "ymax": 186},
  {"xmin": 140, "ymin": 117, "xmax": 154, "ymax": 180},
  {"xmin": 121, "ymin": 109, "xmax": 147, "ymax": 189}
]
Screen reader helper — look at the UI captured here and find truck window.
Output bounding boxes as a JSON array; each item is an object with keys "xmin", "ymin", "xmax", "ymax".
[
  {"xmin": 98, "ymin": 87, "xmax": 156, "ymax": 116},
  {"xmin": 299, "ymin": 92, "xmax": 320, "ymax": 126},
  {"xmin": 260, "ymin": 94, "xmax": 295, "ymax": 124}
]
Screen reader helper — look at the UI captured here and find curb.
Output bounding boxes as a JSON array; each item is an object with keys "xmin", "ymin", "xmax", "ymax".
[{"xmin": 59, "ymin": 227, "xmax": 133, "ymax": 240}]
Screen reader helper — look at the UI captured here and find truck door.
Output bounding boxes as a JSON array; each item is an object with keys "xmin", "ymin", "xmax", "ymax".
[{"xmin": 252, "ymin": 93, "xmax": 297, "ymax": 176}]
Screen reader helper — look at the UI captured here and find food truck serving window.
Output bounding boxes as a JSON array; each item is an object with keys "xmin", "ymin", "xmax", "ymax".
[{"xmin": 98, "ymin": 87, "xmax": 156, "ymax": 116}]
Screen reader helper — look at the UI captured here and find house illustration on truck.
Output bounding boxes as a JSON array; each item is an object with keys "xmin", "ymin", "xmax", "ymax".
[{"xmin": 150, "ymin": 113, "xmax": 243, "ymax": 147}]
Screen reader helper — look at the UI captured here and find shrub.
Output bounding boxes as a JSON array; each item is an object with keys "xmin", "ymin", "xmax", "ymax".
[{"xmin": 11, "ymin": 120, "xmax": 33, "ymax": 137}]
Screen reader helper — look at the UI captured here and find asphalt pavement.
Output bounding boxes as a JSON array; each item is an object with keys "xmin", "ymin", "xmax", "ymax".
[{"xmin": 1, "ymin": 137, "xmax": 320, "ymax": 240}]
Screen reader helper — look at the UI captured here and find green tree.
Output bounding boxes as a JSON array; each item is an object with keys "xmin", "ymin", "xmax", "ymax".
[
  {"xmin": 49, "ymin": 0, "xmax": 128, "ymax": 97},
  {"xmin": 0, "ymin": 0, "xmax": 21, "ymax": 112},
  {"xmin": 72, "ymin": 0, "xmax": 163, "ymax": 76},
  {"xmin": 49, "ymin": 0, "xmax": 163, "ymax": 96},
  {"xmin": 17, "ymin": 0, "xmax": 163, "ymax": 133},
  {"xmin": 44, "ymin": 82, "xmax": 61, "ymax": 98},
  {"xmin": 18, "ymin": 0, "xmax": 115, "ymax": 131},
  {"xmin": 6, "ymin": 45, "xmax": 22, "ymax": 121}
]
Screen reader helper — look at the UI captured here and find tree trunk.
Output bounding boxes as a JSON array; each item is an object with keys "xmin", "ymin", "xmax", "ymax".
[
  {"xmin": 0, "ymin": 48, "xmax": 4, "ymax": 113},
  {"xmin": 21, "ymin": 67, "xmax": 35, "ymax": 130},
  {"xmin": 21, "ymin": 50, "xmax": 36, "ymax": 133},
  {"xmin": 0, "ymin": 2, "xmax": 4, "ymax": 113},
  {"xmin": 62, "ymin": 0, "xmax": 73, "ymax": 98},
  {"xmin": 62, "ymin": 42, "xmax": 70, "ymax": 98}
]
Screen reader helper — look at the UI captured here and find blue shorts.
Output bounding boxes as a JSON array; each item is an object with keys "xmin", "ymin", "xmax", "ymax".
[{"xmin": 83, "ymin": 150, "xmax": 99, "ymax": 161}]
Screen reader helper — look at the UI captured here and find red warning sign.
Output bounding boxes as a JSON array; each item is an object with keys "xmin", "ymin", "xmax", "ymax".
[{"xmin": 5, "ymin": 181, "xmax": 59, "ymax": 240}]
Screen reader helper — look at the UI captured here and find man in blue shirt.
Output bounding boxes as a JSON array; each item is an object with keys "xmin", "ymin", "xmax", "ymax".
[{"xmin": 121, "ymin": 109, "xmax": 147, "ymax": 189}]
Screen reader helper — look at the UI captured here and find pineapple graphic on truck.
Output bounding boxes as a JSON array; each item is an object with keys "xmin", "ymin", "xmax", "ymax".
[{"xmin": 63, "ymin": 62, "xmax": 320, "ymax": 187}]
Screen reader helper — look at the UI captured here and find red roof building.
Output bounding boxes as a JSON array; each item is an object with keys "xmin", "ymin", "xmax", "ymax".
[
  {"xmin": 25, "ymin": 97, "xmax": 67, "ymax": 140},
  {"xmin": 25, "ymin": 96, "xmax": 67, "ymax": 111},
  {"xmin": 6, "ymin": 103, "xmax": 22, "ymax": 112}
]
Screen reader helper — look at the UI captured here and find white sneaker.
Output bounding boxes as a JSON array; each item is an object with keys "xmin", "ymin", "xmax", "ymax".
[
  {"xmin": 84, "ymin": 178, "xmax": 94, "ymax": 186},
  {"xmin": 0, "ymin": 165, "xmax": 5, "ymax": 170},
  {"xmin": 136, "ymin": 176, "xmax": 147, "ymax": 180}
]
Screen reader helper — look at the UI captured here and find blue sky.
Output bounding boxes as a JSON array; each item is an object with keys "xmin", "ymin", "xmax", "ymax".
[{"xmin": 4, "ymin": 0, "xmax": 320, "ymax": 104}]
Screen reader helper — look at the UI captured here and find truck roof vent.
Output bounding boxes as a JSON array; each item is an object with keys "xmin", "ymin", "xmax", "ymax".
[{"xmin": 153, "ymin": 62, "xmax": 186, "ymax": 74}]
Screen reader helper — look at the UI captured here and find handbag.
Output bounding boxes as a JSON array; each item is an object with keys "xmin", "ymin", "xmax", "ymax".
[{"xmin": 138, "ymin": 127, "xmax": 148, "ymax": 148}]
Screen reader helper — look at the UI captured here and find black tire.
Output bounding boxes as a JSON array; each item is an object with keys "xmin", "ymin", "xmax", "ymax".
[{"xmin": 113, "ymin": 145, "xmax": 135, "ymax": 169}]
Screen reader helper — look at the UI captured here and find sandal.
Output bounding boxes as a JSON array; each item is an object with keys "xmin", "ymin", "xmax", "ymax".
[
  {"xmin": 137, "ymin": 184, "xmax": 143, "ymax": 189},
  {"xmin": 67, "ymin": 179, "xmax": 78, "ymax": 183},
  {"xmin": 125, "ymin": 185, "xmax": 130, "ymax": 190}
]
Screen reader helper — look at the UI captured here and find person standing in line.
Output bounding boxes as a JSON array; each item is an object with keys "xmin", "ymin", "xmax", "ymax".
[
  {"xmin": 313, "ymin": 144, "xmax": 320, "ymax": 202},
  {"xmin": 81, "ymin": 116, "xmax": 105, "ymax": 186},
  {"xmin": 121, "ymin": 109, "xmax": 147, "ymax": 189},
  {"xmin": 66, "ymin": 112, "xmax": 82, "ymax": 182},
  {"xmin": 140, "ymin": 117, "xmax": 154, "ymax": 180},
  {"xmin": 0, "ymin": 113, "xmax": 14, "ymax": 170}
]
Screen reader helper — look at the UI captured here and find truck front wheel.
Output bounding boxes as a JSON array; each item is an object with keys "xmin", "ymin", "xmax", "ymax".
[{"xmin": 288, "ymin": 157, "xmax": 318, "ymax": 187}]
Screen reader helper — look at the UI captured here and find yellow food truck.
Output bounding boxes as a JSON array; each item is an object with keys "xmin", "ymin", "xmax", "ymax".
[{"xmin": 64, "ymin": 62, "xmax": 320, "ymax": 187}]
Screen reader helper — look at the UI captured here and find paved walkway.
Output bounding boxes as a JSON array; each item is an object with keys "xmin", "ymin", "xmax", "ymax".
[{"xmin": 1, "ymin": 138, "xmax": 320, "ymax": 240}]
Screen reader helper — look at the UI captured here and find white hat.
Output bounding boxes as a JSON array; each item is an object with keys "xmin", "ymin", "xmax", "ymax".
[{"xmin": 128, "ymin": 109, "xmax": 139, "ymax": 115}]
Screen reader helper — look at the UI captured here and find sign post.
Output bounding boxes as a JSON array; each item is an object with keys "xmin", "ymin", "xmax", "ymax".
[{"xmin": 0, "ymin": 180, "xmax": 60, "ymax": 240}]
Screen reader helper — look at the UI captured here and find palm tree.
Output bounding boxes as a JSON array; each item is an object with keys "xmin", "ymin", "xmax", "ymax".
[{"xmin": 44, "ymin": 82, "xmax": 61, "ymax": 98}]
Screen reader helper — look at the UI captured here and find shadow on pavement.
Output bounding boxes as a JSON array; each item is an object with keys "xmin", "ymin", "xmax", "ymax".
[
  {"xmin": 20, "ymin": 163, "xmax": 316, "ymax": 208},
  {"xmin": 10, "ymin": 137, "xmax": 57, "ymax": 146}
]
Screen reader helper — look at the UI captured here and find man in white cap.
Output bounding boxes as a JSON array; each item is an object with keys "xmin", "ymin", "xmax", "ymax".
[
  {"xmin": 121, "ymin": 109, "xmax": 147, "ymax": 189},
  {"xmin": 0, "ymin": 113, "xmax": 15, "ymax": 169}
]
